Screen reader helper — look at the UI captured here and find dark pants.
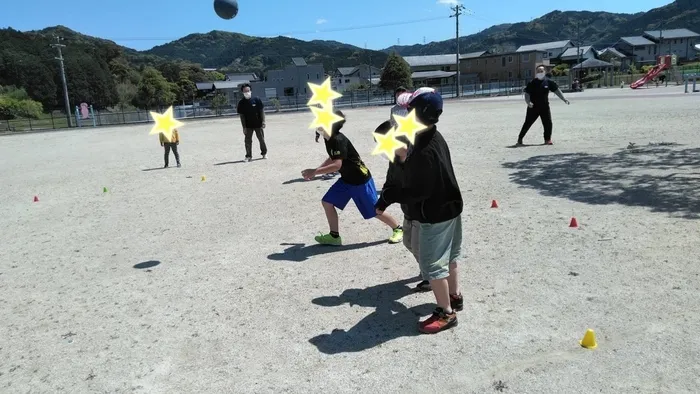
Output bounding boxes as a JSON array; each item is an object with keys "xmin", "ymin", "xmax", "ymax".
[
  {"xmin": 244, "ymin": 128, "xmax": 267, "ymax": 158},
  {"xmin": 518, "ymin": 104, "xmax": 553, "ymax": 142},
  {"xmin": 164, "ymin": 143, "xmax": 180, "ymax": 166}
]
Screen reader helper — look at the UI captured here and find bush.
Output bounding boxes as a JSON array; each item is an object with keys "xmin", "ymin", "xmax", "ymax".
[
  {"xmin": 580, "ymin": 73, "xmax": 602, "ymax": 83},
  {"xmin": 0, "ymin": 86, "xmax": 44, "ymax": 120},
  {"xmin": 641, "ymin": 65, "xmax": 654, "ymax": 74},
  {"xmin": 269, "ymin": 97, "xmax": 281, "ymax": 112}
]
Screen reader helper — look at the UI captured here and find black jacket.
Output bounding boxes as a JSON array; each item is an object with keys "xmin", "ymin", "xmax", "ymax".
[
  {"xmin": 376, "ymin": 127, "xmax": 463, "ymax": 224},
  {"xmin": 381, "ymin": 161, "xmax": 411, "ymax": 219}
]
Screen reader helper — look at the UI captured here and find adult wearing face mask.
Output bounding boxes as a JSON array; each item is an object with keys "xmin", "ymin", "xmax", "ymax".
[
  {"xmin": 237, "ymin": 83, "xmax": 267, "ymax": 162},
  {"xmin": 517, "ymin": 66, "xmax": 570, "ymax": 146}
]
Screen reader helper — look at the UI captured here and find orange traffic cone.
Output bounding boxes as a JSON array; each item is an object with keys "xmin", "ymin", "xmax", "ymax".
[
  {"xmin": 569, "ymin": 217, "xmax": 578, "ymax": 228},
  {"xmin": 491, "ymin": 200, "xmax": 499, "ymax": 208},
  {"xmin": 33, "ymin": 196, "xmax": 39, "ymax": 203}
]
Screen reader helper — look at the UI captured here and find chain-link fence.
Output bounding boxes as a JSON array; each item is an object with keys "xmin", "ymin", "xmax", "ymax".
[{"xmin": 2, "ymin": 73, "xmax": 682, "ymax": 134}]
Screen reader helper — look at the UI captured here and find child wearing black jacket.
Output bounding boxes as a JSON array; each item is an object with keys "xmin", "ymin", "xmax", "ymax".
[
  {"xmin": 374, "ymin": 120, "xmax": 431, "ymax": 293},
  {"xmin": 375, "ymin": 89, "xmax": 464, "ymax": 334}
]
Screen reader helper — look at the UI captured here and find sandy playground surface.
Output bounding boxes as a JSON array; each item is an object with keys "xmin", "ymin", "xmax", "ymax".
[{"xmin": 1, "ymin": 86, "xmax": 699, "ymax": 393}]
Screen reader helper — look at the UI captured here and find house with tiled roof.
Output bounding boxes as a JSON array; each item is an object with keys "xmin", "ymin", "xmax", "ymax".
[
  {"xmin": 331, "ymin": 65, "xmax": 381, "ymax": 92},
  {"xmin": 516, "ymin": 40, "xmax": 574, "ymax": 61},
  {"xmin": 614, "ymin": 36, "xmax": 658, "ymax": 64}
]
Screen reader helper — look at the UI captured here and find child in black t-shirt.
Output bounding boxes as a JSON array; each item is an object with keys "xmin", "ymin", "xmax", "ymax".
[
  {"xmin": 301, "ymin": 110, "xmax": 403, "ymax": 246},
  {"xmin": 316, "ymin": 127, "xmax": 338, "ymax": 179}
]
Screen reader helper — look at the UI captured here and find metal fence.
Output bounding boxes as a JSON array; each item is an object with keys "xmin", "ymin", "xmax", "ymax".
[{"xmin": 1, "ymin": 73, "xmax": 681, "ymax": 133}]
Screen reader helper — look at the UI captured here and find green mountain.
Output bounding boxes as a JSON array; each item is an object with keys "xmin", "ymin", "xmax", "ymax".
[
  {"xmin": 384, "ymin": 0, "xmax": 699, "ymax": 56},
  {"xmin": 143, "ymin": 31, "xmax": 388, "ymax": 74}
]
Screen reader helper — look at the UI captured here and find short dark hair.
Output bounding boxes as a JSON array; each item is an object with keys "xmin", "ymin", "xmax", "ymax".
[
  {"xmin": 240, "ymin": 83, "xmax": 251, "ymax": 91},
  {"xmin": 395, "ymin": 86, "xmax": 407, "ymax": 95},
  {"xmin": 330, "ymin": 109, "xmax": 346, "ymax": 135}
]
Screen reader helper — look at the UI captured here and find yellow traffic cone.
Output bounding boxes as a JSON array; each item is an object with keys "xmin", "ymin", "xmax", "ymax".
[
  {"xmin": 201, "ymin": 175, "xmax": 206, "ymax": 182},
  {"xmin": 580, "ymin": 329, "xmax": 597, "ymax": 349}
]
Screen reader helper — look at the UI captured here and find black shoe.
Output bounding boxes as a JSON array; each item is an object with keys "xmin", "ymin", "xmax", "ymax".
[
  {"xmin": 177, "ymin": 163, "xmax": 181, "ymax": 168},
  {"xmin": 164, "ymin": 165, "xmax": 168, "ymax": 168},
  {"xmin": 450, "ymin": 293, "xmax": 464, "ymax": 312},
  {"xmin": 516, "ymin": 140, "xmax": 524, "ymax": 146},
  {"xmin": 415, "ymin": 280, "xmax": 431, "ymax": 292}
]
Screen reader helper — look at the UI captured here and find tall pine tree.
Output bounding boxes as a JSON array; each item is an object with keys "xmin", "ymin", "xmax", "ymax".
[{"xmin": 379, "ymin": 52, "xmax": 412, "ymax": 97}]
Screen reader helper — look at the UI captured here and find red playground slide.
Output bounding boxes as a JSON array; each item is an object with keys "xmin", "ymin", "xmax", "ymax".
[{"xmin": 630, "ymin": 63, "xmax": 669, "ymax": 89}]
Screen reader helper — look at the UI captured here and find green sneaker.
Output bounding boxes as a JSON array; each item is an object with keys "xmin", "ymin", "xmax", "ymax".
[
  {"xmin": 388, "ymin": 227, "xmax": 404, "ymax": 244},
  {"xmin": 314, "ymin": 233, "xmax": 342, "ymax": 246}
]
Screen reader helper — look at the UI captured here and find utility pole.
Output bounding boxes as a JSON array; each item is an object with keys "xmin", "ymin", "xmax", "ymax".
[
  {"xmin": 659, "ymin": 20, "xmax": 664, "ymax": 58},
  {"xmin": 366, "ymin": 42, "xmax": 371, "ymax": 104},
  {"xmin": 450, "ymin": 3, "xmax": 466, "ymax": 98},
  {"xmin": 51, "ymin": 35, "xmax": 72, "ymax": 127},
  {"xmin": 576, "ymin": 22, "xmax": 582, "ymax": 80}
]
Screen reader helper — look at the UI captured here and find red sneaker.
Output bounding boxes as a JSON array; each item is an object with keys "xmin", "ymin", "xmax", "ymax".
[
  {"xmin": 544, "ymin": 140, "xmax": 553, "ymax": 145},
  {"xmin": 418, "ymin": 307, "xmax": 458, "ymax": 334}
]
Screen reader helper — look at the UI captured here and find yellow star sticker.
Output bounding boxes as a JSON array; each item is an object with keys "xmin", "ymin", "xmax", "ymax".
[
  {"xmin": 393, "ymin": 109, "xmax": 428, "ymax": 145},
  {"xmin": 309, "ymin": 105, "xmax": 345, "ymax": 138},
  {"xmin": 372, "ymin": 127, "xmax": 407, "ymax": 162},
  {"xmin": 149, "ymin": 106, "xmax": 184, "ymax": 142},
  {"xmin": 307, "ymin": 77, "xmax": 342, "ymax": 107}
]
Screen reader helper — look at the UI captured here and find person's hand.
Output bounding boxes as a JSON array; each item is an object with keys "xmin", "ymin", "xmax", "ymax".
[
  {"xmin": 375, "ymin": 208, "xmax": 384, "ymax": 216},
  {"xmin": 176, "ymin": 142, "xmax": 179, "ymax": 145},
  {"xmin": 528, "ymin": 102, "xmax": 534, "ymax": 108},
  {"xmin": 565, "ymin": 100, "xmax": 570, "ymax": 105},
  {"xmin": 301, "ymin": 169, "xmax": 316, "ymax": 180},
  {"xmin": 160, "ymin": 143, "xmax": 164, "ymax": 147},
  {"xmin": 242, "ymin": 128, "xmax": 246, "ymax": 134},
  {"xmin": 262, "ymin": 123, "xmax": 266, "ymax": 129}
]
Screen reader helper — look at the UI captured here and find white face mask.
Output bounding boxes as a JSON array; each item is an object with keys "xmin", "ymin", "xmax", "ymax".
[
  {"xmin": 243, "ymin": 92, "xmax": 252, "ymax": 99},
  {"xmin": 536, "ymin": 72, "xmax": 546, "ymax": 80}
]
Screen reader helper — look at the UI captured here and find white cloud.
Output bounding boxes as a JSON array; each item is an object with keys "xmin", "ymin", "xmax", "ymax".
[
  {"xmin": 316, "ymin": 18, "xmax": 327, "ymax": 25},
  {"xmin": 437, "ymin": 0, "xmax": 458, "ymax": 5}
]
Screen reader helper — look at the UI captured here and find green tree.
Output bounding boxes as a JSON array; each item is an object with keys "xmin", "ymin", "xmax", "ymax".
[
  {"xmin": 379, "ymin": 52, "xmax": 413, "ymax": 96},
  {"xmin": 211, "ymin": 92, "xmax": 228, "ymax": 116},
  {"xmin": 134, "ymin": 67, "xmax": 176, "ymax": 109},
  {"xmin": 552, "ymin": 63, "xmax": 569, "ymax": 77},
  {"xmin": 116, "ymin": 82, "xmax": 137, "ymax": 110},
  {"xmin": 204, "ymin": 71, "xmax": 226, "ymax": 81},
  {"xmin": 176, "ymin": 72, "xmax": 197, "ymax": 103},
  {"xmin": 0, "ymin": 86, "xmax": 44, "ymax": 120}
]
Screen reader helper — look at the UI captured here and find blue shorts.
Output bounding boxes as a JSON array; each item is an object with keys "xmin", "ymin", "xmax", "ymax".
[{"xmin": 322, "ymin": 178, "xmax": 378, "ymax": 220}]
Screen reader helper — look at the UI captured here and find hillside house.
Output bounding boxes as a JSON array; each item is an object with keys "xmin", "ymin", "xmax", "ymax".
[
  {"xmin": 249, "ymin": 57, "xmax": 325, "ymax": 102},
  {"xmin": 615, "ymin": 36, "xmax": 658, "ymax": 64},
  {"xmin": 597, "ymin": 47, "xmax": 631, "ymax": 70},
  {"xmin": 642, "ymin": 29, "xmax": 700, "ymax": 61},
  {"xmin": 462, "ymin": 50, "xmax": 551, "ymax": 83},
  {"xmin": 332, "ymin": 65, "xmax": 382, "ymax": 92},
  {"xmin": 559, "ymin": 46, "xmax": 598, "ymax": 64},
  {"xmin": 516, "ymin": 40, "xmax": 574, "ymax": 62}
]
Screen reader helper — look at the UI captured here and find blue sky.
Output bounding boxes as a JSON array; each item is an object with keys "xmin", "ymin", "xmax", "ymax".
[{"xmin": 0, "ymin": 0, "xmax": 673, "ymax": 51}]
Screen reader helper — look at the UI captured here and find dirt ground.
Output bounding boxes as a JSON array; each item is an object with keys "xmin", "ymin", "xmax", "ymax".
[{"xmin": 1, "ymin": 86, "xmax": 699, "ymax": 393}]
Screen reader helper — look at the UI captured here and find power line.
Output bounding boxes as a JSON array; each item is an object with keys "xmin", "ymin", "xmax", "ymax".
[
  {"xmin": 104, "ymin": 16, "xmax": 449, "ymax": 43},
  {"xmin": 50, "ymin": 35, "xmax": 72, "ymax": 127}
]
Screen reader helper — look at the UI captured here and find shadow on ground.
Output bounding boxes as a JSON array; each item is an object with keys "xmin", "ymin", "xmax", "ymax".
[
  {"xmin": 141, "ymin": 167, "xmax": 167, "ymax": 172},
  {"xmin": 134, "ymin": 260, "xmax": 161, "ymax": 269},
  {"xmin": 309, "ymin": 277, "xmax": 434, "ymax": 354},
  {"xmin": 214, "ymin": 158, "xmax": 264, "ymax": 166},
  {"xmin": 502, "ymin": 143, "xmax": 700, "ymax": 219},
  {"xmin": 282, "ymin": 175, "xmax": 337, "ymax": 185},
  {"xmin": 267, "ymin": 241, "xmax": 385, "ymax": 262}
]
